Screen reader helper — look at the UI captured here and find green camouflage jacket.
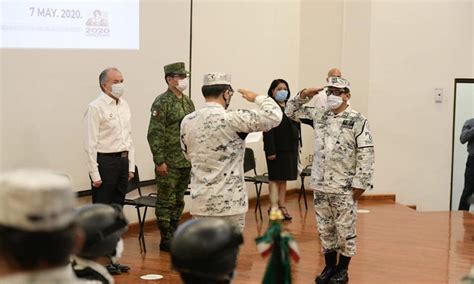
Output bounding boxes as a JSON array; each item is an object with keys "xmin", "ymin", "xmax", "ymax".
[{"xmin": 147, "ymin": 89, "xmax": 195, "ymax": 168}]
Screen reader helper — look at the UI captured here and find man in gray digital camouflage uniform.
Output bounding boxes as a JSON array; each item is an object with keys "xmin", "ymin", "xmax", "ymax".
[
  {"xmin": 286, "ymin": 77, "xmax": 374, "ymax": 284},
  {"xmin": 180, "ymin": 72, "xmax": 282, "ymax": 231},
  {"xmin": 147, "ymin": 62, "xmax": 195, "ymax": 252}
]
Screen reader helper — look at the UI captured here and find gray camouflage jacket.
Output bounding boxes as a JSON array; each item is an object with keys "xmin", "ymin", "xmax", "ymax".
[
  {"xmin": 180, "ymin": 96, "xmax": 282, "ymax": 216},
  {"xmin": 286, "ymin": 93, "xmax": 374, "ymax": 194}
]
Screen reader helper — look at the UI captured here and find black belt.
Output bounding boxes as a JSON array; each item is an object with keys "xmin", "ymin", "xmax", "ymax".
[{"xmin": 98, "ymin": 151, "xmax": 128, "ymax": 158}]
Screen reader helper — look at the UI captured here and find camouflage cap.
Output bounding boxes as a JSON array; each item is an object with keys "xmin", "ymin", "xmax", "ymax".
[
  {"xmin": 203, "ymin": 72, "xmax": 231, "ymax": 86},
  {"xmin": 164, "ymin": 62, "xmax": 189, "ymax": 75},
  {"xmin": 327, "ymin": 77, "xmax": 351, "ymax": 89},
  {"xmin": 0, "ymin": 168, "xmax": 76, "ymax": 232}
]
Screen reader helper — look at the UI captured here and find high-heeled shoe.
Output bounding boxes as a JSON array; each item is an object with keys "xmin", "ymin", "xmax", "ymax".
[{"xmin": 279, "ymin": 206, "xmax": 292, "ymax": 220}]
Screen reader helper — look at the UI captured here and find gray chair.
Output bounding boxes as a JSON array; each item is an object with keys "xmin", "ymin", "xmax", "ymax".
[
  {"xmin": 124, "ymin": 166, "xmax": 157, "ymax": 253},
  {"xmin": 244, "ymin": 148, "xmax": 269, "ymax": 219}
]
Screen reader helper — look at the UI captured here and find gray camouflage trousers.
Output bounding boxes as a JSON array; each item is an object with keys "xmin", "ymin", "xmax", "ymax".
[{"xmin": 314, "ymin": 190, "xmax": 357, "ymax": 257}]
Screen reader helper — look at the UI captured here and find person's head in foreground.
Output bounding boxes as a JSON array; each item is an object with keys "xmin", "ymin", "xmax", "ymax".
[
  {"xmin": 0, "ymin": 168, "xmax": 79, "ymax": 276},
  {"xmin": 171, "ymin": 218, "xmax": 244, "ymax": 284}
]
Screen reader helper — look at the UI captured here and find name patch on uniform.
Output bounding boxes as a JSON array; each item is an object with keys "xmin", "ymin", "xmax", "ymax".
[{"xmin": 341, "ymin": 119, "xmax": 355, "ymax": 129}]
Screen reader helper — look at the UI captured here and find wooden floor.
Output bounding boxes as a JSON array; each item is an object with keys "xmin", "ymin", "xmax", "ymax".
[{"xmin": 115, "ymin": 192, "xmax": 474, "ymax": 284}]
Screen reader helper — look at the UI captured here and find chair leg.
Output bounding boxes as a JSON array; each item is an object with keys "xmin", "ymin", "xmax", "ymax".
[
  {"xmin": 298, "ymin": 176, "xmax": 304, "ymax": 202},
  {"xmin": 254, "ymin": 183, "xmax": 263, "ymax": 220},
  {"xmin": 136, "ymin": 206, "xmax": 146, "ymax": 253},
  {"xmin": 299, "ymin": 176, "xmax": 308, "ymax": 210},
  {"xmin": 302, "ymin": 183, "xmax": 308, "ymax": 210},
  {"xmin": 141, "ymin": 207, "xmax": 148, "ymax": 253}
]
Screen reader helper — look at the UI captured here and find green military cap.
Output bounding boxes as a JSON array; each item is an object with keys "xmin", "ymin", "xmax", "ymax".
[{"xmin": 164, "ymin": 62, "xmax": 190, "ymax": 76}]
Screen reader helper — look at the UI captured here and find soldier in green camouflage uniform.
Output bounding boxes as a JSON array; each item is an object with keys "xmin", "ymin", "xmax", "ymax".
[
  {"xmin": 286, "ymin": 77, "xmax": 374, "ymax": 284},
  {"xmin": 147, "ymin": 62, "xmax": 195, "ymax": 252}
]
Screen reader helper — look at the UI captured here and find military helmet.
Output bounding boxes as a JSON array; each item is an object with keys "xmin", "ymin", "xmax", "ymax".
[
  {"xmin": 75, "ymin": 204, "xmax": 128, "ymax": 259},
  {"xmin": 171, "ymin": 218, "xmax": 243, "ymax": 280}
]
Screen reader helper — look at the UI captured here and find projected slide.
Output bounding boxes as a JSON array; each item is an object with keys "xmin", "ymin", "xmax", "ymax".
[{"xmin": 0, "ymin": 0, "xmax": 139, "ymax": 49}]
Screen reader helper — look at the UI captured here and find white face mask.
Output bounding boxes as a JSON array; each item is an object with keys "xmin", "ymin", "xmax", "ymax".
[
  {"xmin": 111, "ymin": 83, "xmax": 124, "ymax": 98},
  {"xmin": 327, "ymin": 94, "xmax": 343, "ymax": 110},
  {"xmin": 176, "ymin": 78, "xmax": 188, "ymax": 91}
]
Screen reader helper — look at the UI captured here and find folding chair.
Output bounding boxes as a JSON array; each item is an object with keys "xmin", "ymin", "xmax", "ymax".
[
  {"xmin": 298, "ymin": 165, "xmax": 311, "ymax": 210},
  {"xmin": 244, "ymin": 148, "xmax": 269, "ymax": 219},
  {"xmin": 123, "ymin": 166, "xmax": 157, "ymax": 253}
]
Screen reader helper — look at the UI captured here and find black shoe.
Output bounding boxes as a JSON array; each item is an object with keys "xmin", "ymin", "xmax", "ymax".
[
  {"xmin": 160, "ymin": 240, "xmax": 171, "ymax": 252},
  {"xmin": 279, "ymin": 206, "xmax": 292, "ymax": 221},
  {"xmin": 329, "ymin": 269, "xmax": 348, "ymax": 284},
  {"xmin": 105, "ymin": 264, "xmax": 121, "ymax": 275},
  {"xmin": 315, "ymin": 266, "xmax": 337, "ymax": 284},
  {"xmin": 112, "ymin": 262, "xmax": 130, "ymax": 273}
]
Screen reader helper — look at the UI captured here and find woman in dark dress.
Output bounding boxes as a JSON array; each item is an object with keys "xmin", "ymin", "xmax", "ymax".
[{"xmin": 263, "ymin": 79, "xmax": 300, "ymax": 220}]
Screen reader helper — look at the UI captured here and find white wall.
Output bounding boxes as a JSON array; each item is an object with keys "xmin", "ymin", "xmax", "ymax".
[
  {"xmin": 191, "ymin": 0, "xmax": 301, "ymax": 197},
  {"xmin": 368, "ymin": 0, "xmax": 473, "ymax": 210},
  {"xmin": 0, "ymin": 0, "xmax": 191, "ymax": 190},
  {"xmin": 2, "ymin": 0, "xmax": 473, "ymax": 220},
  {"xmin": 340, "ymin": 0, "xmax": 370, "ymax": 116},
  {"xmin": 298, "ymin": 0, "xmax": 344, "ymax": 175},
  {"xmin": 299, "ymin": 0, "xmax": 473, "ymax": 211}
]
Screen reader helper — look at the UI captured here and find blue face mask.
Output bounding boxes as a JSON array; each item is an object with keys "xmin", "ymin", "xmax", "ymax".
[{"xmin": 275, "ymin": 90, "xmax": 288, "ymax": 102}]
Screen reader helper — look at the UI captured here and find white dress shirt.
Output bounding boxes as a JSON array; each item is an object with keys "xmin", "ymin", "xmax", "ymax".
[{"xmin": 84, "ymin": 92, "xmax": 135, "ymax": 182}]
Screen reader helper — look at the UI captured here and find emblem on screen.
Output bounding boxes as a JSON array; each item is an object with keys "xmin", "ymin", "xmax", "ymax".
[{"xmin": 85, "ymin": 9, "xmax": 110, "ymax": 37}]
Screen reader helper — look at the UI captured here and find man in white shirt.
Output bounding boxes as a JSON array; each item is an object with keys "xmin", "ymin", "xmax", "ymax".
[
  {"xmin": 84, "ymin": 67, "xmax": 135, "ymax": 206},
  {"xmin": 313, "ymin": 68, "xmax": 342, "ymax": 109},
  {"xmin": 180, "ymin": 73, "xmax": 282, "ymax": 231}
]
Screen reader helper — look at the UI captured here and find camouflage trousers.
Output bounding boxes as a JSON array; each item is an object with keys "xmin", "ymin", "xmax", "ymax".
[
  {"xmin": 192, "ymin": 213, "xmax": 246, "ymax": 232},
  {"xmin": 155, "ymin": 166, "xmax": 191, "ymax": 242},
  {"xmin": 314, "ymin": 190, "xmax": 357, "ymax": 257}
]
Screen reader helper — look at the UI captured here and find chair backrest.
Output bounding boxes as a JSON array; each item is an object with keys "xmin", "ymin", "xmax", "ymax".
[
  {"xmin": 244, "ymin": 148, "xmax": 257, "ymax": 174},
  {"xmin": 125, "ymin": 165, "xmax": 142, "ymax": 196}
]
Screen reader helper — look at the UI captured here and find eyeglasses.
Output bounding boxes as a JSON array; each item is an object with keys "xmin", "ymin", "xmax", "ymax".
[{"xmin": 327, "ymin": 89, "xmax": 346, "ymax": 96}]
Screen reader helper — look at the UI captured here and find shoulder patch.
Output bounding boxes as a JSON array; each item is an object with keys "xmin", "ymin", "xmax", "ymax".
[{"xmin": 342, "ymin": 119, "xmax": 355, "ymax": 129}]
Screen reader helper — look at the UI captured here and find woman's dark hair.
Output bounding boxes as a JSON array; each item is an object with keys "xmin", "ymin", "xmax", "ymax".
[
  {"xmin": 201, "ymin": 84, "xmax": 232, "ymax": 98},
  {"xmin": 0, "ymin": 224, "xmax": 76, "ymax": 270},
  {"xmin": 267, "ymin": 79, "xmax": 291, "ymax": 103}
]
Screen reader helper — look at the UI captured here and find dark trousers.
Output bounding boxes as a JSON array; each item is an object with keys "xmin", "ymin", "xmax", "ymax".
[
  {"xmin": 92, "ymin": 154, "xmax": 128, "ymax": 205},
  {"xmin": 459, "ymin": 154, "xmax": 474, "ymax": 210}
]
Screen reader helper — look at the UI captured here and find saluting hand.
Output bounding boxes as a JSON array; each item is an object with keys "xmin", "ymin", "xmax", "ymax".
[
  {"xmin": 238, "ymin": 89, "xmax": 258, "ymax": 102},
  {"xmin": 300, "ymin": 87, "xmax": 324, "ymax": 99},
  {"xmin": 156, "ymin": 163, "xmax": 169, "ymax": 177}
]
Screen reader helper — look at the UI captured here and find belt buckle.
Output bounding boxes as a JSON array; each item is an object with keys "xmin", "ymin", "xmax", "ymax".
[{"xmin": 121, "ymin": 151, "xmax": 128, "ymax": 158}]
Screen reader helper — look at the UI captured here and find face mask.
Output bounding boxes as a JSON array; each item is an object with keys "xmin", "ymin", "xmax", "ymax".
[
  {"xmin": 275, "ymin": 90, "xmax": 288, "ymax": 102},
  {"xmin": 110, "ymin": 238, "xmax": 124, "ymax": 263},
  {"xmin": 111, "ymin": 83, "xmax": 124, "ymax": 98},
  {"xmin": 176, "ymin": 78, "xmax": 188, "ymax": 91},
  {"xmin": 327, "ymin": 94, "xmax": 343, "ymax": 110}
]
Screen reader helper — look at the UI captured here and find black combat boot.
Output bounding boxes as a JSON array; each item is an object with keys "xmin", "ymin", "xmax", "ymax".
[
  {"xmin": 315, "ymin": 251, "xmax": 337, "ymax": 284},
  {"xmin": 158, "ymin": 221, "xmax": 172, "ymax": 252},
  {"xmin": 330, "ymin": 255, "xmax": 351, "ymax": 284}
]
